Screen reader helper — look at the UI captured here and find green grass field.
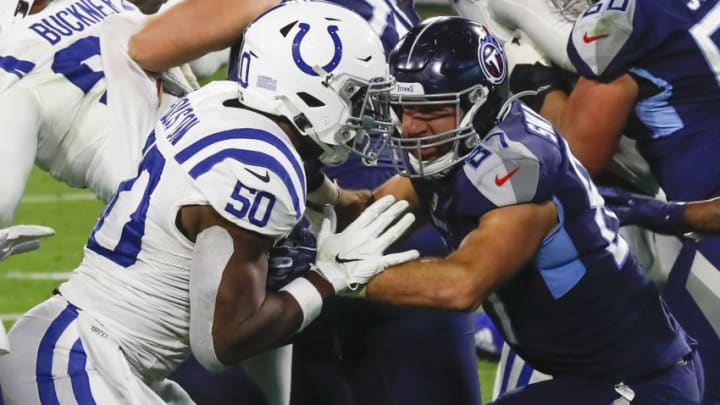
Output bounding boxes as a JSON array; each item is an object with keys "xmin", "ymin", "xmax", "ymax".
[{"xmin": 0, "ymin": 169, "xmax": 104, "ymax": 318}]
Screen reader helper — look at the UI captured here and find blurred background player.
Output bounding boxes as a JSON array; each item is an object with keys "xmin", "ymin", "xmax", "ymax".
[
  {"xmin": 456, "ymin": 1, "xmax": 720, "ymax": 402},
  {"xmin": 0, "ymin": 2, "xmax": 419, "ymax": 403},
  {"xmin": 0, "ymin": 0, "xmax": 185, "ymax": 366},
  {"xmin": 0, "ymin": 0, "xmax": 194, "ymax": 228}
]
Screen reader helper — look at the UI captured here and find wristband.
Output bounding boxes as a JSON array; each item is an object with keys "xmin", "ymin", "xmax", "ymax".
[
  {"xmin": 661, "ymin": 202, "xmax": 689, "ymax": 235},
  {"xmin": 306, "ymin": 175, "xmax": 340, "ymax": 207},
  {"xmin": 279, "ymin": 277, "xmax": 323, "ymax": 331}
]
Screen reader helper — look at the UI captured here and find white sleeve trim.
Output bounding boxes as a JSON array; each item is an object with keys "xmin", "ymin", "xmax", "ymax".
[{"xmin": 189, "ymin": 226, "xmax": 233, "ymax": 372}]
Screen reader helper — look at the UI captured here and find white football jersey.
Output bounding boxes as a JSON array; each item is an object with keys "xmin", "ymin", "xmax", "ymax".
[
  {"xmin": 59, "ymin": 81, "xmax": 307, "ymax": 381},
  {"xmin": 0, "ymin": 0, "xmax": 162, "ymax": 202}
]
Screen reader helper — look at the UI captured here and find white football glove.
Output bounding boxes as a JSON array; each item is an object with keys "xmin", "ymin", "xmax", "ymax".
[
  {"xmin": 0, "ymin": 225, "xmax": 55, "ymax": 262},
  {"xmin": 313, "ymin": 195, "xmax": 419, "ymax": 293}
]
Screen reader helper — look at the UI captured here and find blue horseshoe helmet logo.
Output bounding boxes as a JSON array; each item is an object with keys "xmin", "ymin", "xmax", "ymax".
[{"xmin": 292, "ymin": 23, "xmax": 343, "ymax": 76}]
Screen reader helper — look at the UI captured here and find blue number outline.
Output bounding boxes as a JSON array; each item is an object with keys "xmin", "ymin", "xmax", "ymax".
[
  {"xmin": 51, "ymin": 36, "xmax": 106, "ymax": 102},
  {"xmin": 87, "ymin": 146, "xmax": 166, "ymax": 267},
  {"xmin": 225, "ymin": 180, "xmax": 277, "ymax": 227}
]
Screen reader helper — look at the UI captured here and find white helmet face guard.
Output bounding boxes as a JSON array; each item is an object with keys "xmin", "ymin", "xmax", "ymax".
[{"xmin": 324, "ymin": 74, "xmax": 395, "ymax": 166}]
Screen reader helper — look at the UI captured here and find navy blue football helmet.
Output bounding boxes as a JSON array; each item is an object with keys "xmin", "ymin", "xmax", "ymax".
[{"xmin": 388, "ymin": 16, "xmax": 510, "ymax": 178}]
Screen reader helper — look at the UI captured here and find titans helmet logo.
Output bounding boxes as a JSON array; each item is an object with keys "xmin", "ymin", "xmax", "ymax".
[
  {"xmin": 292, "ymin": 22, "xmax": 343, "ymax": 76},
  {"xmin": 478, "ymin": 41, "xmax": 506, "ymax": 85}
]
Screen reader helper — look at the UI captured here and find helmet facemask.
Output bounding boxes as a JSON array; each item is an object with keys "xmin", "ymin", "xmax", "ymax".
[
  {"xmin": 309, "ymin": 73, "xmax": 394, "ymax": 167},
  {"xmin": 386, "ymin": 16, "xmax": 510, "ymax": 180},
  {"xmin": 390, "ymin": 84, "xmax": 493, "ymax": 179}
]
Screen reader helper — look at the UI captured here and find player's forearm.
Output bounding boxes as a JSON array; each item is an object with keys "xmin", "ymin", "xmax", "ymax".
[
  {"xmin": 0, "ymin": 88, "xmax": 41, "ymax": 226},
  {"xmin": 367, "ymin": 258, "xmax": 484, "ymax": 311},
  {"xmin": 214, "ymin": 272, "xmax": 333, "ymax": 365},
  {"xmin": 684, "ymin": 197, "xmax": 720, "ymax": 234},
  {"xmin": 538, "ymin": 90, "xmax": 568, "ymax": 129},
  {"xmin": 552, "ymin": 75, "xmax": 636, "ymax": 176},
  {"xmin": 129, "ymin": 0, "xmax": 279, "ymax": 72}
]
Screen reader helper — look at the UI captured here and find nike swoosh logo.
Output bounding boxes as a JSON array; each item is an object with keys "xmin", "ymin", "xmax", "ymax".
[
  {"xmin": 495, "ymin": 166, "xmax": 520, "ymax": 186},
  {"xmin": 335, "ymin": 254, "xmax": 362, "ymax": 264},
  {"xmin": 245, "ymin": 167, "xmax": 270, "ymax": 182},
  {"xmin": 583, "ymin": 32, "xmax": 609, "ymax": 43}
]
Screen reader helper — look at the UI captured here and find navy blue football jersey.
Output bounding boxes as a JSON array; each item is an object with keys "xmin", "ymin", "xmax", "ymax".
[
  {"xmin": 412, "ymin": 101, "xmax": 692, "ymax": 379},
  {"xmin": 568, "ymin": 0, "xmax": 720, "ymax": 200}
]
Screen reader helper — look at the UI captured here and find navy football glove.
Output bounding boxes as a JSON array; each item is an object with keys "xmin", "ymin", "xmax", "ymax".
[
  {"xmin": 267, "ymin": 219, "xmax": 317, "ymax": 291},
  {"xmin": 510, "ymin": 62, "xmax": 568, "ymax": 112},
  {"xmin": 598, "ymin": 187, "xmax": 689, "ymax": 235}
]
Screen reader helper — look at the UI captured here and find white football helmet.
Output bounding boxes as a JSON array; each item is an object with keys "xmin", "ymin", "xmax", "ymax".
[
  {"xmin": 0, "ymin": 0, "xmax": 34, "ymax": 36},
  {"xmin": 237, "ymin": 1, "xmax": 394, "ymax": 166}
]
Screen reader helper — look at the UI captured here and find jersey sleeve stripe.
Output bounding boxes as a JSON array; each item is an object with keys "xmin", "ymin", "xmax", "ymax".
[
  {"xmin": 0, "ymin": 55, "xmax": 36, "ymax": 78},
  {"xmin": 175, "ymin": 128, "xmax": 306, "ymax": 192},
  {"xmin": 188, "ymin": 149, "xmax": 303, "ymax": 220}
]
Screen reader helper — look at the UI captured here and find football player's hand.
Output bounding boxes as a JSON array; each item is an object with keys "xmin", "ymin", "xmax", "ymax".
[
  {"xmin": 598, "ymin": 187, "xmax": 688, "ymax": 235},
  {"xmin": 335, "ymin": 188, "xmax": 373, "ymax": 230},
  {"xmin": 267, "ymin": 219, "xmax": 316, "ymax": 291},
  {"xmin": 313, "ymin": 195, "xmax": 419, "ymax": 293},
  {"xmin": 0, "ymin": 225, "xmax": 55, "ymax": 262}
]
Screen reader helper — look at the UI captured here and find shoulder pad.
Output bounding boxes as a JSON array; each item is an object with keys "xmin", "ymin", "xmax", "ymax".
[
  {"xmin": 156, "ymin": 84, "xmax": 306, "ymax": 238},
  {"xmin": 462, "ymin": 132, "xmax": 541, "ymax": 207},
  {"xmin": 568, "ymin": 0, "xmax": 638, "ymax": 80}
]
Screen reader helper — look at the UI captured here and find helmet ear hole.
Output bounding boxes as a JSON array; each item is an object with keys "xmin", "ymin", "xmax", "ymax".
[{"xmin": 297, "ymin": 92, "xmax": 325, "ymax": 108}]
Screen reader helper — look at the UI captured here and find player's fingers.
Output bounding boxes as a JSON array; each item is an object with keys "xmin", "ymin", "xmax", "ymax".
[
  {"xmin": 7, "ymin": 225, "xmax": 55, "ymax": 239},
  {"xmin": 346, "ymin": 195, "xmax": 395, "ymax": 234},
  {"xmin": 381, "ymin": 249, "xmax": 420, "ymax": 268},
  {"xmin": 364, "ymin": 200, "xmax": 410, "ymax": 237},
  {"xmin": 373, "ymin": 213, "xmax": 416, "ymax": 250},
  {"xmin": 322, "ymin": 204, "xmax": 337, "ymax": 234},
  {"xmin": 8, "ymin": 240, "xmax": 41, "ymax": 256}
]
